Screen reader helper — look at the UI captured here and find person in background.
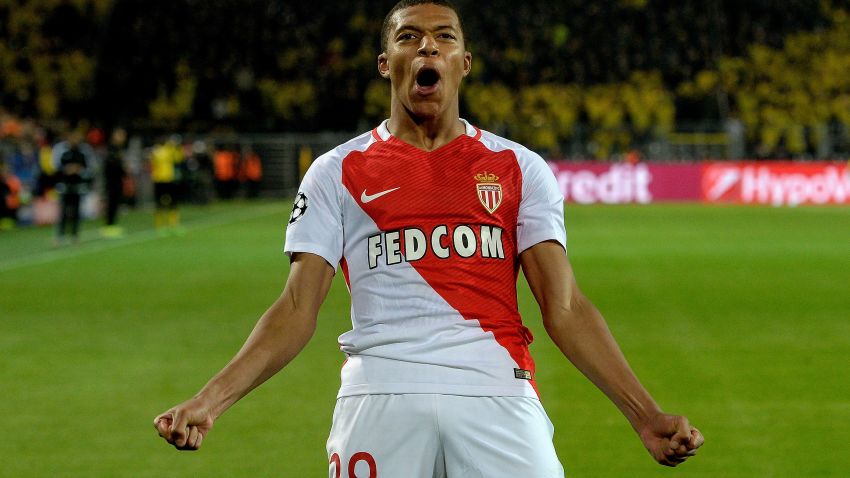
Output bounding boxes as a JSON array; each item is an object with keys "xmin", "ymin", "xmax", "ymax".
[
  {"xmin": 34, "ymin": 132, "xmax": 57, "ymax": 198},
  {"xmin": 625, "ymin": 148, "xmax": 642, "ymax": 165},
  {"xmin": 150, "ymin": 135, "xmax": 185, "ymax": 235},
  {"xmin": 191, "ymin": 140, "xmax": 214, "ymax": 205},
  {"xmin": 0, "ymin": 157, "xmax": 22, "ymax": 231},
  {"xmin": 239, "ymin": 145, "xmax": 263, "ymax": 199},
  {"xmin": 213, "ymin": 144, "xmax": 238, "ymax": 200},
  {"xmin": 101, "ymin": 128, "xmax": 128, "ymax": 238},
  {"xmin": 54, "ymin": 130, "xmax": 94, "ymax": 245},
  {"xmin": 8, "ymin": 136, "xmax": 38, "ymax": 201}
]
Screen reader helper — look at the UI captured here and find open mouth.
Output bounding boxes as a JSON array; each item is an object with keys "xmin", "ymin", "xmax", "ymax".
[{"xmin": 415, "ymin": 67, "xmax": 441, "ymax": 92}]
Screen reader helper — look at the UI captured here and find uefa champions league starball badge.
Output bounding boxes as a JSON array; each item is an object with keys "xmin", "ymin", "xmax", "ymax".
[{"xmin": 289, "ymin": 192, "xmax": 308, "ymax": 224}]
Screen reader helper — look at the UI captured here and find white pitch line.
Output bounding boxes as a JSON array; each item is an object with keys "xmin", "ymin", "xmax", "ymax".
[{"xmin": 0, "ymin": 204, "xmax": 286, "ymax": 273}]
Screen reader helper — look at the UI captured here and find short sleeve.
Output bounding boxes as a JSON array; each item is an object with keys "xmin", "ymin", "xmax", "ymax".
[
  {"xmin": 284, "ymin": 153, "xmax": 344, "ymax": 269},
  {"xmin": 516, "ymin": 149, "xmax": 567, "ymax": 254}
]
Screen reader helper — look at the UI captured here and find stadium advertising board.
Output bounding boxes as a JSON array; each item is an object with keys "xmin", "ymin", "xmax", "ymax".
[
  {"xmin": 702, "ymin": 162, "xmax": 850, "ymax": 206},
  {"xmin": 547, "ymin": 162, "xmax": 702, "ymax": 204},
  {"xmin": 548, "ymin": 161, "xmax": 850, "ymax": 205}
]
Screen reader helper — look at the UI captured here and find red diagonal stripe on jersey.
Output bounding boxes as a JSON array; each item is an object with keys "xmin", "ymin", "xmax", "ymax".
[{"xmin": 341, "ymin": 134, "xmax": 538, "ymax": 395}]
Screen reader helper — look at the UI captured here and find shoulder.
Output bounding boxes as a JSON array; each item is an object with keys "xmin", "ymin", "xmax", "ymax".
[
  {"xmin": 471, "ymin": 127, "xmax": 561, "ymax": 201},
  {"xmin": 303, "ymin": 129, "xmax": 379, "ymax": 185},
  {"xmin": 315, "ymin": 130, "xmax": 376, "ymax": 168},
  {"xmin": 474, "ymin": 128, "xmax": 549, "ymax": 173}
]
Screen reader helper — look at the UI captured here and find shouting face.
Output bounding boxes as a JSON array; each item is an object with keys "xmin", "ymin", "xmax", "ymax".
[{"xmin": 379, "ymin": 3, "xmax": 472, "ymax": 122}]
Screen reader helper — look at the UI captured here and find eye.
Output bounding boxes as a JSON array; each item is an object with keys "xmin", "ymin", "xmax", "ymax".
[
  {"xmin": 438, "ymin": 33, "xmax": 456, "ymax": 40},
  {"xmin": 397, "ymin": 32, "xmax": 417, "ymax": 41}
]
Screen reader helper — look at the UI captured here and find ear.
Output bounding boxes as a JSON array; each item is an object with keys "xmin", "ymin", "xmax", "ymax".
[
  {"xmin": 462, "ymin": 51, "xmax": 472, "ymax": 77},
  {"xmin": 378, "ymin": 52, "xmax": 390, "ymax": 79}
]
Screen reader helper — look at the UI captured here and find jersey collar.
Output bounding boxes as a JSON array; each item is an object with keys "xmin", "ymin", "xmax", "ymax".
[{"xmin": 372, "ymin": 119, "xmax": 481, "ymax": 142}]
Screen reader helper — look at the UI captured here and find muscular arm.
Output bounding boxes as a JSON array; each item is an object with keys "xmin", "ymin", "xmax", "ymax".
[
  {"xmin": 154, "ymin": 252, "xmax": 335, "ymax": 450},
  {"xmin": 520, "ymin": 241, "xmax": 703, "ymax": 466}
]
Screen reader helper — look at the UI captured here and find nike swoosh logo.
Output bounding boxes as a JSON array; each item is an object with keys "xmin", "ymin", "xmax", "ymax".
[{"xmin": 361, "ymin": 187, "xmax": 401, "ymax": 203}]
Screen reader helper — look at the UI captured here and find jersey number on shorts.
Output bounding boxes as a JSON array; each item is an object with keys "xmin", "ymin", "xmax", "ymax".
[{"xmin": 330, "ymin": 451, "xmax": 377, "ymax": 478}]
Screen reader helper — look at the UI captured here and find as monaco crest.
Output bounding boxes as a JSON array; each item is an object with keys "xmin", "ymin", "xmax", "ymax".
[{"xmin": 475, "ymin": 172, "xmax": 502, "ymax": 214}]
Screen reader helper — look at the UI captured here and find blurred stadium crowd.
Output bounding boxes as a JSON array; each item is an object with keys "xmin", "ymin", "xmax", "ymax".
[
  {"xmin": 2, "ymin": 0, "xmax": 850, "ymax": 228},
  {"xmin": 0, "ymin": 112, "xmax": 263, "ymax": 233}
]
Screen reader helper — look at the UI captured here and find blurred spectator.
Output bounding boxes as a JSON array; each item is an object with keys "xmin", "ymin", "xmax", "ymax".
[
  {"xmin": 625, "ymin": 149, "xmax": 642, "ymax": 165},
  {"xmin": 1, "ymin": 115, "xmax": 22, "ymax": 138},
  {"xmin": 150, "ymin": 135, "xmax": 185, "ymax": 235},
  {"xmin": 239, "ymin": 145, "xmax": 263, "ymax": 199},
  {"xmin": 190, "ymin": 140, "xmax": 214, "ymax": 204},
  {"xmin": 121, "ymin": 135, "xmax": 143, "ymax": 209},
  {"xmin": 101, "ymin": 128, "xmax": 128, "ymax": 238},
  {"xmin": 0, "ymin": 158, "xmax": 22, "ymax": 230},
  {"xmin": 213, "ymin": 144, "xmax": 239, "ymax": 199},
  {"xmin": 86, "ymin": 127, "xmax": 106, "ymax": 147},
  {"xmin": 34, "ymin": 133, "xmax": 58, "ymax": 198},
  {"xmin": 6, "ymin": 138, "xmax": 38, "ymax": 194},
  {"xmin": 53, "ymin": 131, "xmax": 95, "ymax": 244}
]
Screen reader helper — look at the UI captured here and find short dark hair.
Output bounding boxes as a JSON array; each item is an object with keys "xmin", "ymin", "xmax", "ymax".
[{"xmin": 381, "ymin": 0, "xmax": 465, "ymax": 51}]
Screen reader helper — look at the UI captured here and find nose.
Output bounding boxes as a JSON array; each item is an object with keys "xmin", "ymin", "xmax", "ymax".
[{"xmin": 417, "ymin": 34, "xmax": 439, "ymax": 57}]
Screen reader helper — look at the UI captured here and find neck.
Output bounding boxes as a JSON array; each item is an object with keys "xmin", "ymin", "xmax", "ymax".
[{"xmin": 387, "ymin": 102, "xmax": 466, "ymax": 152}]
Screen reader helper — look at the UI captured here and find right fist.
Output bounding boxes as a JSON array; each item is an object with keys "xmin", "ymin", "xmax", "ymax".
[{"xmin": 153, "ymin": 399, "xmax": 215, "ymax": 451}]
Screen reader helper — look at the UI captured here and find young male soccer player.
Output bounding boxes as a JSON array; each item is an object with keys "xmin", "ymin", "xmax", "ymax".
[{"xmin": 154, "ymin": 1, "xmax": 704, "ymax": 475}]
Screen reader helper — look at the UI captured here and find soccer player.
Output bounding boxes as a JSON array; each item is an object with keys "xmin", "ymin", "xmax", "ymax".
[
  {"xmin": 150, "ymin": 135, "xmax": 185, "ymax": 235},
  {"xmin": 101, "ymin": 128, "xmax": 128, "ymax": 238},
  {"xmin": 53, "ymin": 130, "xmax": 94, "ymax": 245},
  {"xmin": 154, "ymin": 1, "xmax": 704, "ymax": 475}
]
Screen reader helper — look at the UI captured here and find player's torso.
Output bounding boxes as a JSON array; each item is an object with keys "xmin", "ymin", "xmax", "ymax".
[
  {"xmin": 335, "ymin": 133, "xmax": 538, "ymax": 398},
  {"xmin": 59, "ymin": 150, "xmax": 87, "ymax": 185},
  {"xmin": 341, "ymin": 135, "xmax": 521, "ymax": 307},
  {"xmin": 151, "ymin": 146, "xmax": 178, "ymax": 183}
]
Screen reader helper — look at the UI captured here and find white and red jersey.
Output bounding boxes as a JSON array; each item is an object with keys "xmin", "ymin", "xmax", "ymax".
[{"xmin": 284, "ymin": 119, "xmax": 566, "ymax": 399}]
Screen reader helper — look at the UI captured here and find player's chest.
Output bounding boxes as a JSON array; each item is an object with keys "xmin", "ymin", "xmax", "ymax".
[{"xmin": 342, "ymin": 147, "xmax": 521, "ymax": 230}]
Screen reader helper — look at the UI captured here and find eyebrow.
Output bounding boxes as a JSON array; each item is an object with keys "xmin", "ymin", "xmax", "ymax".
[{"xmin": 395, "ymin": 24, "xmax": 458, "ymax": 34}]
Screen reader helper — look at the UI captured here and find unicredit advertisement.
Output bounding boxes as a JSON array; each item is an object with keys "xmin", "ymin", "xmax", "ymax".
[
  {"xmin": 547, "ymin": 162, "xmax": 702, "ymax": 204},
  {"xmin": 701, "ymin": 162, "xmax": 850, "ymax": 206}
]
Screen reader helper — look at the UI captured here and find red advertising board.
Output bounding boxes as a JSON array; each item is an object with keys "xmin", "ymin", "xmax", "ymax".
[
  {"xmin": 702, "ymin": 162, "xmax": 850, "ymax": 206},
  {"xmin": 547, "ymin": 162, "xmax": 702, "ymax": 204},
  {"xmin": 548, "ymin": 161, "xmax": 850, "ymax": 205}
]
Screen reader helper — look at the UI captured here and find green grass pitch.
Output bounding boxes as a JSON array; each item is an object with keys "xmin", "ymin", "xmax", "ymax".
[{"xmin": 1, "ymin": 201, "xmax": 848, "ymax": 477}]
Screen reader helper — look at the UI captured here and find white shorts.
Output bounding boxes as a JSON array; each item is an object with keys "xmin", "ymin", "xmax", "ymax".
[{"xmin": 326, "ymin": 394, "xmax": 565, "ymax": 478}]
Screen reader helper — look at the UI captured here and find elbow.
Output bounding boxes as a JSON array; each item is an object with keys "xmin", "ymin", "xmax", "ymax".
[
  {"xmin": 541, "ymin": 289, "xmax": 589, "ymax": 328},
  {"xmin": 264, "ymin": 296, "xmax": 319, "ymax": 346}
]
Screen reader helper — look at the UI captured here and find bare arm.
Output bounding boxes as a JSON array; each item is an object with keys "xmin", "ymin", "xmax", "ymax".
[
  {"xmin": 520, "ymin": 241, "xmax": 703, "ymax": 466},
  {"xmin": 154, "ymin": 252, "xmax": 335, "ymax": 450}
]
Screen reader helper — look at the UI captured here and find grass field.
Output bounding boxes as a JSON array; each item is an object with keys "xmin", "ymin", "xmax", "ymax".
[{"xmin": 1, "ymin": 201, "xmax": 848, "ymax": 477}]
